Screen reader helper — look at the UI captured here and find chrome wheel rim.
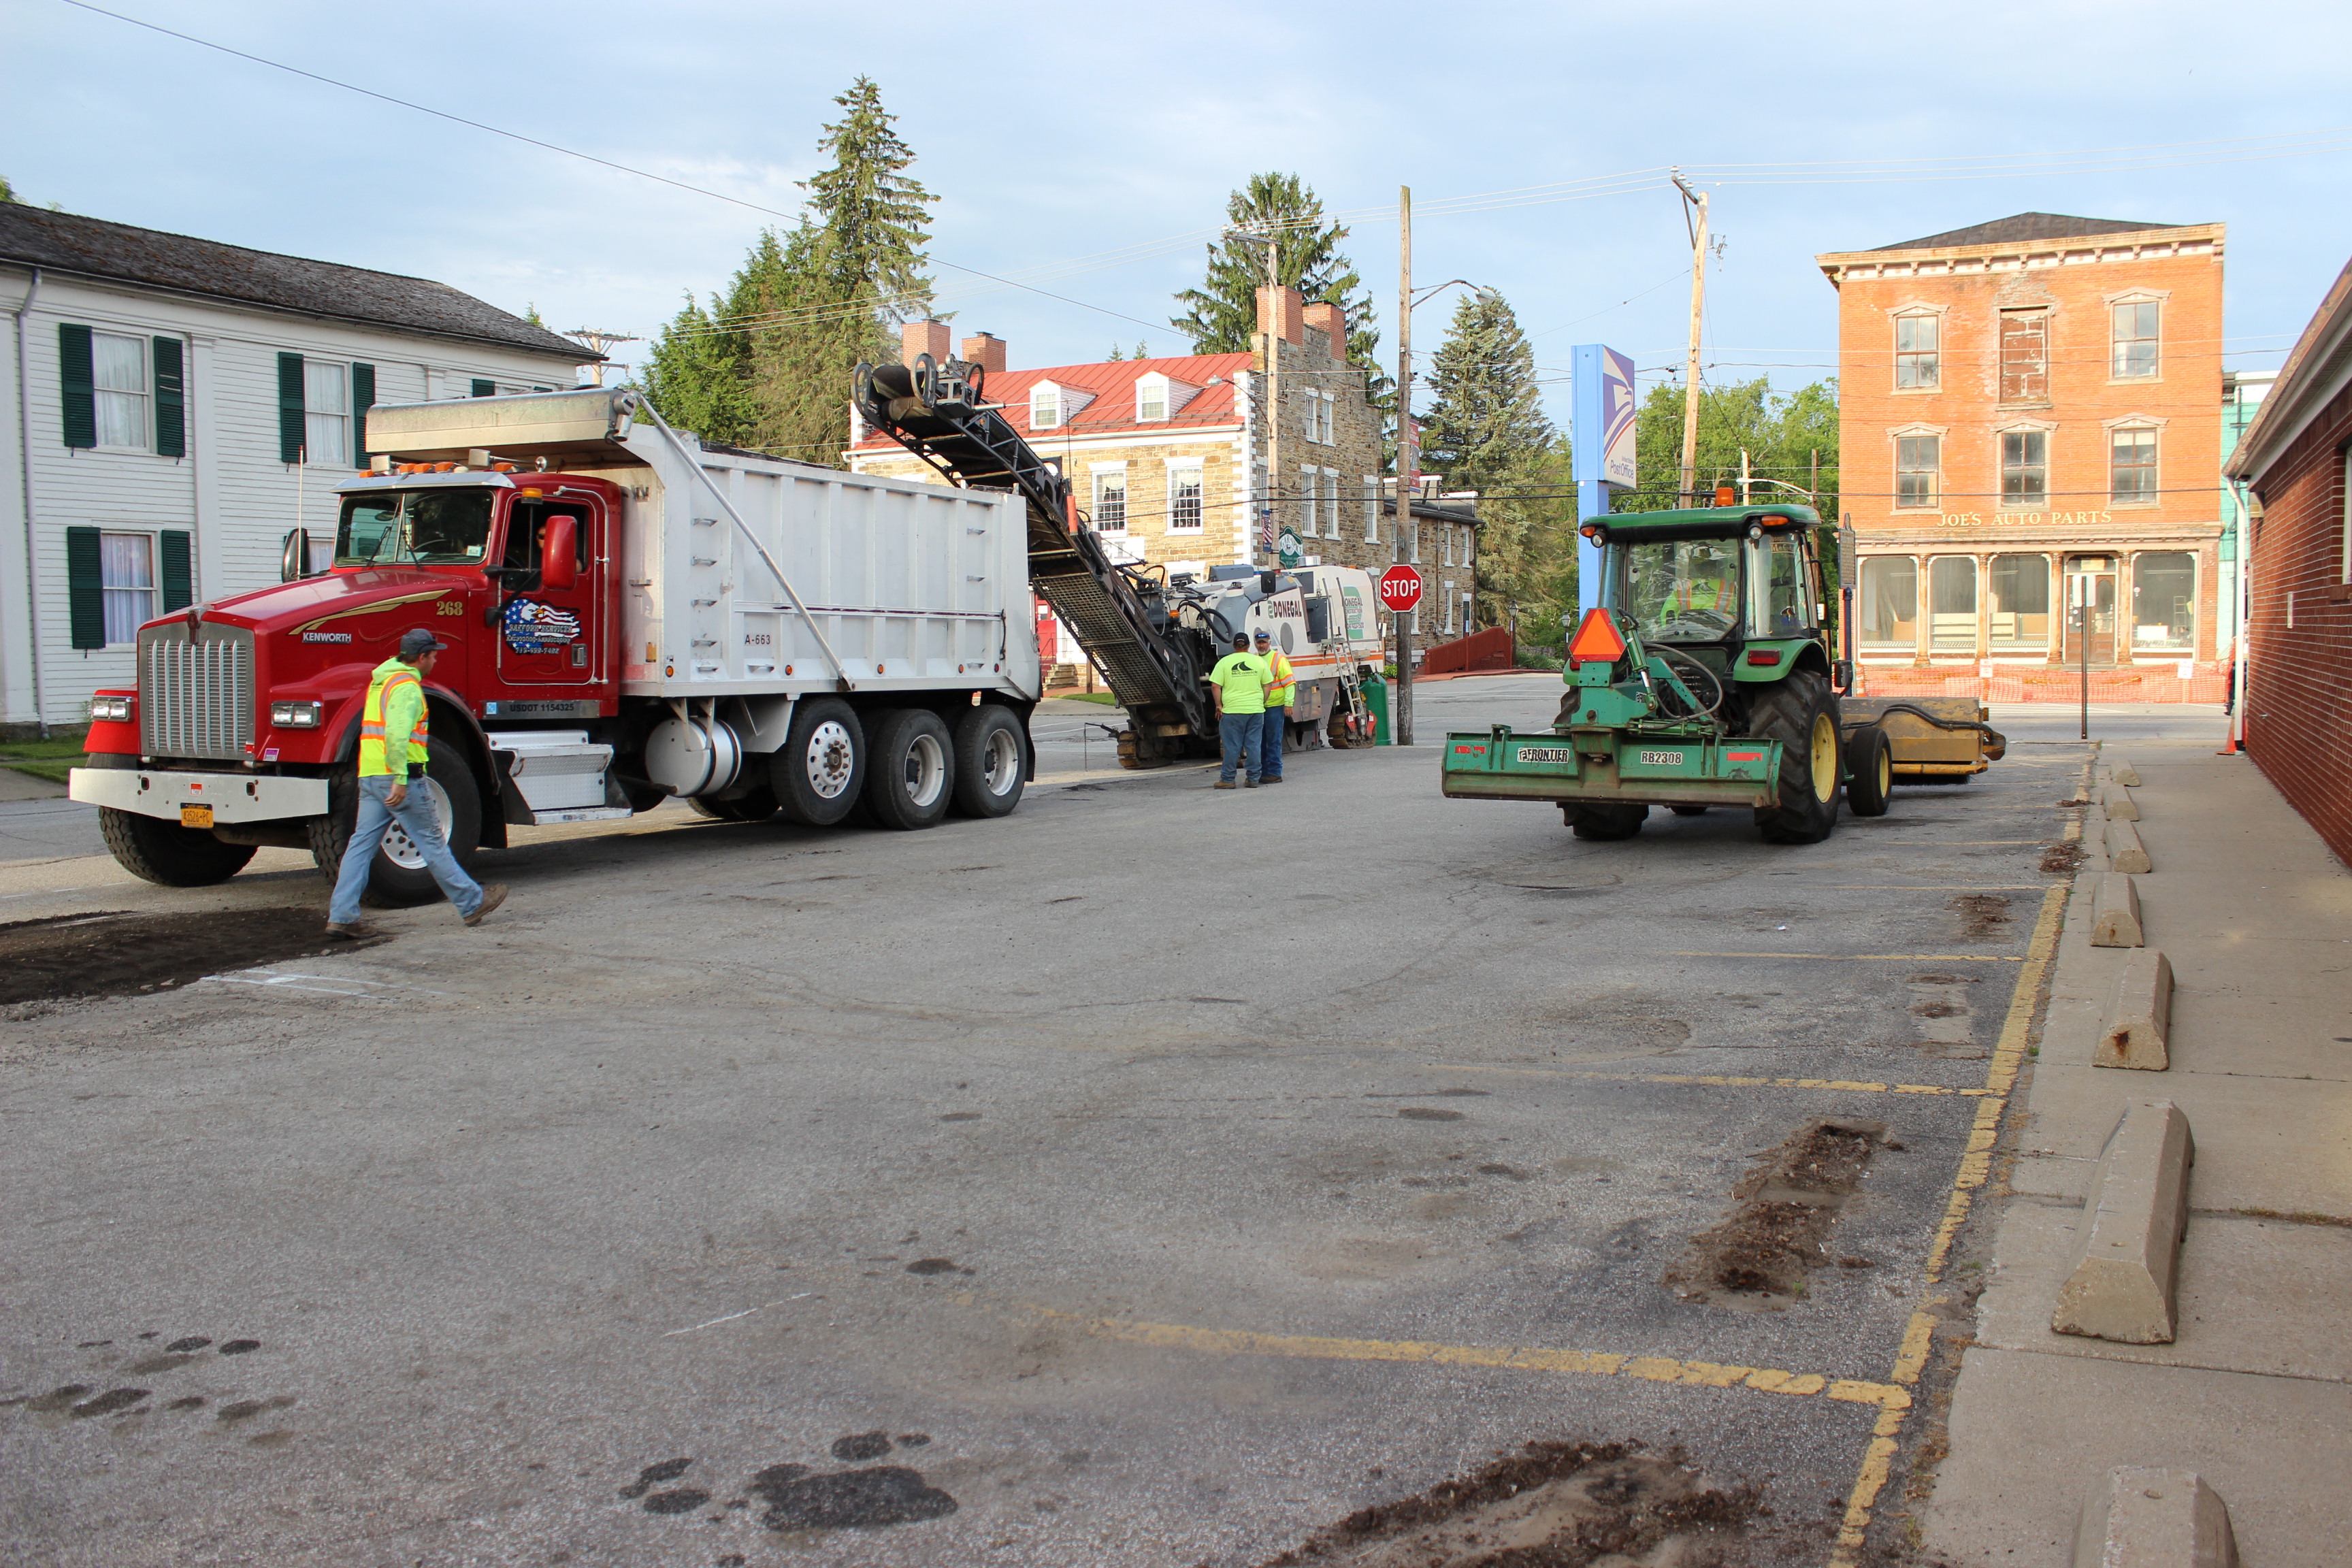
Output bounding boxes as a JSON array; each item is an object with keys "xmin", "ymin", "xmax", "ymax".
[
  {"xmin": 982, "ymin": 728, "xmax": 1020, "ymax": 795},
  {"xmin": 381, "ymin": 778, "xmax": 453, "ymax": 870},
  {"xmin": 902, "ymin": 732, "xmax": 947, "ymax": 809},
  {"xmin": 804, "ymin": 719, "xmax": 856, "ymax": 800}
]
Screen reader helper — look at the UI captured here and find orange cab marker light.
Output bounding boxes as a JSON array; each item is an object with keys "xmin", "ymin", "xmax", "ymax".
[
  {"xmin": 1746, "ymin": 649, "xmax": 1784, "ymax": 666},
  {"xmin": 1760, "ymin": 514, "xmax": 1791, "ymax": 528},
  {"xmin": 1567, "ymin": 608, "xmax": 1628, "ymax": 665}
]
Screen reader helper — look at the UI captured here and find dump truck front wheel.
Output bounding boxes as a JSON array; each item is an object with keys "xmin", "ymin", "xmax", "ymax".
[{"xmin": 1749, "ymin": 672, "xmax": 1842, "ymax": 845}]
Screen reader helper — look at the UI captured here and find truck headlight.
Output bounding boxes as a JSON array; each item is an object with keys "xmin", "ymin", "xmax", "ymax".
[
  {"xmin": 89, "ymin": 696, "xmax": 133, "ymax": 723},
  {"xmin": 270, "ymin": 701, "xmax": 324, "ymax": 730}
]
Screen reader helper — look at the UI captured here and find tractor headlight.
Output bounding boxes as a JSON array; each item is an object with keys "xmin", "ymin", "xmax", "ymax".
[
  {"xmin": 89, "ymin": 696, "xmax": 133, "ymax": 723},
  {"xmin": 270, "ymin": 700, "xmax": 324, "ymax": 730}
]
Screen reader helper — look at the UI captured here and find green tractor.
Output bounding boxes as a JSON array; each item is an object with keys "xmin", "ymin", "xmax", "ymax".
[{"xmin": 1441, "ymin": 503, "xmax": 1892, "ymax": 845}]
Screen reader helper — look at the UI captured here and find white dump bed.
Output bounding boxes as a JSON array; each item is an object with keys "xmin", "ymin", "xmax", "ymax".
[{"xmin": 365, "ymin": 389, "xmax": 1036, "ymax": 703}]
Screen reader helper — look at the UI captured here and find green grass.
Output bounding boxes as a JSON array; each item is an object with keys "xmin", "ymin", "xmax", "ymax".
[
  {"xmin": 1054, "ymin": 690, "xmax": 1120, "ymax": 704},
  {"xmin": 0, "ymin": 726, "xmax": 88, "ymax": 785}
]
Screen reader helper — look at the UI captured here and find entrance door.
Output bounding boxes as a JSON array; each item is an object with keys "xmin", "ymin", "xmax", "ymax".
[
  {"xmin": 2063, "ymin": 557, "xmax": 2117, "ymax": 668},
  {"xmin": 495, "ymin": 495, "xmax": 599, "ymax": 685}
]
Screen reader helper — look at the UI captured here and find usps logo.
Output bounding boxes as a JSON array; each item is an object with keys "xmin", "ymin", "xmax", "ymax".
[{"xmin": 502, "ymin": 598, "xmax": 581, "ymax": 654}]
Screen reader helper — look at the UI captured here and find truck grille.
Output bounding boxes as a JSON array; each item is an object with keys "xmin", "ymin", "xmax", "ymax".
[{"xmin": 140, "ymin": 625, "xmax": 256, "ymax": 760}]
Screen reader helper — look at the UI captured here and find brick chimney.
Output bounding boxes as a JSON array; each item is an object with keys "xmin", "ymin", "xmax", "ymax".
[
  {"xmin": 1302, "ymin": 301, "xmax": 1348, "ymax": 361},
  {"xmin": 1255, "ymin": 285, "xmax": 1304, "ymax": 346},
  {"xmin": 960, "ymin": 333, "xmax": 1006, "ymax": 374},
  {"xmin": 902, "ymin": 318, "xmax": 950, "ymax": 367}
]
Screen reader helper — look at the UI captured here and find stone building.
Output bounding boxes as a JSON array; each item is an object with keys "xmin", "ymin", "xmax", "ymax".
[
  {"xmin": 1817, "ymin": 213, "xmax": 2226, "ymax": 702},
  {"xmin": 847, "ymin": 289, "xmax": 1482, "ymax": 651}
]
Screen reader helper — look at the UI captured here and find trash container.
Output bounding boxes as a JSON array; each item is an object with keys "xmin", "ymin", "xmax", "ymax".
[{"xmin": 1359, "ymin": 672, "xmax": 1391, "ymax": 746}]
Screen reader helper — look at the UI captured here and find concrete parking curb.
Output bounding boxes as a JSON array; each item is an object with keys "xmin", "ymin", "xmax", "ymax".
[
  {"xmin": 2091, "ymin": 873, "xmax": 2144, "ymax": 947},
  {"xmin": 2097, "ymin": 950, "xmax": 2174, "ymax": 1071},
  {"xmin": 2071, "ymin": 1467, "xmax": 2238, "ymax": 1568},
  {"xmin": 2108, "ymin": 757, "xmax": 2142, "ymax": 787},
  {"xmin": 2053, "ymin": 1099, "xmax": 2193, "ymax": 1344},
  {"xmin": 2106, "ymin": 818, "xmax": 2153, "ymax": 874},
  {"xmin": 2100, "ymin": 781, "xmax": 2140, "ymax": 820}
]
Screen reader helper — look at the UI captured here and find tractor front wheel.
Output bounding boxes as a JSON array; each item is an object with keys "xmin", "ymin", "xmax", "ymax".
[
  {"xmin": 1748, "ymin": 672, "xmax": 1842, "ymax": 845},
  {"xmin": 1844, "ymin": 726, "xmax": 1893, "ymax": 817},
  {"xmin": 1563, "ymin": 802, "xmax": 1648, "ymax": 840}
]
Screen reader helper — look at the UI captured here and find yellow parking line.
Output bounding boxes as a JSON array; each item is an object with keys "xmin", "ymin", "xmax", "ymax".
[
  {"xmin": 1424, "ymin": 1062, "xmax": 1992, "ymax": 1098},
  {"xmin": 1028, "ymin": 1307, "xmax": 1911, "ymax": 1414}
]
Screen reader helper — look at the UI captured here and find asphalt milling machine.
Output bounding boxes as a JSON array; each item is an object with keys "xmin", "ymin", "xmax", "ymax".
[
  {"xmin": 1441, "ymin": 503, "xmax": 2004, "ymax": 843},
  {"xmin": 854, "ymin": 354, "xmax": 1381, "ymax": 768}
]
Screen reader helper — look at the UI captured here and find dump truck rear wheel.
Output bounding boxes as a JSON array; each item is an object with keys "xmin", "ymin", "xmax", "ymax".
[
  {"xmin": 772, "ymin": 699, "xmax": 865, "ymax": 827},
  {"xmin": 864, "ymin": 708, "xmax": 956, "ymax": 830},
  {"xmin": 1844, "ymin": 727, "xmax": 1893, "ymax": 817},
  {"xmin": 99, "ymin": 806, "xmax": 257, "ymax": 887},
  {"xmin": 1563, "ymin": 802, "xmax": 1647, "ymax": 840},
  {"xmin": 1749, "ymin": 672, "xmax": 1842, "ymax": 845},
  {"xmin": 950, "ymin": 705, "xmax": 1026, "ymax": 818}
]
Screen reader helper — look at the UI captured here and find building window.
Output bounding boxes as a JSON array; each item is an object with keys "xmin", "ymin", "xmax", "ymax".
[
  {"xmin": 2131, "ymin": 552, "xmax": 2195, "ymax": 652},
  {"xmin": 1999, "ymin": 310, "xmax": 2049, "ymax": 403},
  {"xmin": 1092, "ymin": 470, "xmax": 1126, "ymax": 532},
  {"xmin": 1169, "ymin": 465, "xmax": 1203, "ymax": 531},
  {"xmin": 101, "ymin": 532, "xmax": 156, "ymax": 645},
  {"xmin": 1321, "ymin": 471, "xmax": 1340, "ymax": 538},
  {"xmin": 2001, "ymin": 430, "xmax": 2047, "ymax": 507},
  {"xmin": 1302, "ymin": 389, "xmax": 1334, "ymax": 444},
  {"xmin": 1137, "ymin": 376, "xmax": 1167, "ymax": 422},
  {"xmin": 1989, "ymin": 555, "xmax": 2050, "ymax": 651},
  {"xmin": 1362, "ymin": 478, "xmax": 1379, "ymax": 544},
  {"xmin": 304, "ymin": 360, "xmax": 350, "ymax": 466},
  {"xmin": 93, "ymin": 332, "xmax": 150, "ymax": 449},
  {"xmin": 1859, "ymin": 557, "xmax": 1916, "ymax": 650},
  {"xmin": 2110, "ymin": 427, "xmax": 2158, "ymax": 504},
  {"xmin": 1895, "ymin": 434, "xmax": 1940, "ymax": 508},
  {"xmin": 1032, "ymin": 386, "xmax": 1060, "ymax": 429},
  {"xmin": 1929, "ymin": 556, "xmax": 1978, "ymax": 651},
  {"xmin": 1895, "ymin": 313, "xmax": 1939, "ymax": 390},
  {"xmin": 2112, "ymin": 301, "xmax": 2160, "ymax": 379}
]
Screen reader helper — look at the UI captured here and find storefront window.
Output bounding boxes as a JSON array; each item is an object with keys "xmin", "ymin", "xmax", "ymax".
[
  {"xmin": 1929, "ymin": 557, "xmax": 1978, "ymax": 651},
  {"xmin": 1989, "ymin": 555, "xmax": 2051, "ymax": 651},
  {"xmin": 1859, "ymin": 557, "xmax": 1916, "ymax": 651},
  {"xmin": 2131, "ymin": 552, "xmax": 2195, "ymax": 653}
]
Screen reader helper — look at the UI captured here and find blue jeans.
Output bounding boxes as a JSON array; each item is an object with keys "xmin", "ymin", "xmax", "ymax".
[
  {"xmin": 1260, "ymin": 707, "xmax": 1289, "ymax": 779},
  {"xmin": 1218, "ymin": 712, "xmax": 1262, "ymax": 783},
  {"xmin": 329, "ymin": 773, "xmax": 483, "ymax": 922}
]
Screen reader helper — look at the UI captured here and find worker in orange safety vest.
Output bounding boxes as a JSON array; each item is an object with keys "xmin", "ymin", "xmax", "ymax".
[{"xmin": 1253, "ymin": 628, "xmax": 1294, "ymax": 783}]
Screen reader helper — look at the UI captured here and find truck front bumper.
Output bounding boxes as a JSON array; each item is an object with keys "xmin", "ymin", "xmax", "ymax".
[
  {"xmin": 69, "ymin": 767, "xmax": 329, "ymax": 825},
  {"xmin": 1441, "ymin": 726, "xmax": 1783, "ymax": 809}
]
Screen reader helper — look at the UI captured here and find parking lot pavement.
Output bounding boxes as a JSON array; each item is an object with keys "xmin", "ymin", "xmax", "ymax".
[{"xmin": 2, "ymin": 674, "xmax": 2083, "ymax": 1565}]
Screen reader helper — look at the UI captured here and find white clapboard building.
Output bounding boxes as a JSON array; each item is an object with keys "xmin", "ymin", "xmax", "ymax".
[{"xmin": 1, "ymin": 205, "xmax": 593, "ymax": 729}]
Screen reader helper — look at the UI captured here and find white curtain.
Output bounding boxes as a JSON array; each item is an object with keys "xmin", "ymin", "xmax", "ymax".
[
  {"xmin": 101, "ymin": 532, "xmax": 155, "ymax": 645},
  {"xmin": 305, "ymin": 361, "xmax": 349, "ymax": 466},
  {"xmin": 93, "ymin": 333, "xmax": 146, "ymax": 448}
]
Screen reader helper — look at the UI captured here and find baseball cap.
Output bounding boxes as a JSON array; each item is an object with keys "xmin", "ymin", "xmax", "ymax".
[
  {"xmin": 400, "ymin": 627, "xmax": 451, "ymax": 658},
  {"xmin": 1253, "ymin": 630, "xmax": 1271, "ymax": 642}
]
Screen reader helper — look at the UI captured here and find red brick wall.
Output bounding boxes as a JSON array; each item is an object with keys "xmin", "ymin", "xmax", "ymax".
[{"xmin": 2244, "ymin": 376, "xmax": 2352, "ymax": 865}]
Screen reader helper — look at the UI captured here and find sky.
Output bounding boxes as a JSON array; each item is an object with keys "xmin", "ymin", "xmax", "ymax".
[{"xmin": 7, "ymin": 0, "xmax": 2349, "ymax": 434}]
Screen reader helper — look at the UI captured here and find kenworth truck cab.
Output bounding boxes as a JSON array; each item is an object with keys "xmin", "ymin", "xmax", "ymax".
[{"xmin": 71, "ymin": 388, "xmax": 1041, "ymax": 902}]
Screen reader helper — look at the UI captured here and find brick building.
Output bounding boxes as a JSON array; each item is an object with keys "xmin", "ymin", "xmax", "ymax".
[
  {"xmin": 2222, "ymin": 255, "xmax": 2352, "ymax": 865},
  {"xmin": 847, "ymin": 290, "xmax": 1482, "ymax": 668},
  {"xmin": 1817, "ymin": 213, "xmax": 2226, "ymax": 702}
]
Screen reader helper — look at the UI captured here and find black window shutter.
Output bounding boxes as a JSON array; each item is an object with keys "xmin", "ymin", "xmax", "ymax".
[
  {"xmin": 277, "ymin": 353, "xmax": 306, "ymax": 463},
  {"xmin": 59, "ymin": 325, "xmax": 96, "ymax": 448},
  {"xmin": 153, "ymin": 336, "xmax": 186, "ymax": 458},
  {"xmin": 471, "ymin": 378, "xmax": 495, "ymax": 397},
  {"xmin": 160, "ymin": 530, "xmax": 193, "ymax": 612},
  {"xmin": 350, "ymin": 362, "xmax": 376, "ymax": 466},
  {"xmin": 66, "ymin": 526, "xmax": 105, "ymax": 648}
]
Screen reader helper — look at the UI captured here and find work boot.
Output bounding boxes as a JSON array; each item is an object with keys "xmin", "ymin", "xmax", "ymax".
[
  {"xmin": 324, "ymin": 921, "xmax": 380, "ymax": 941},
  {"xmin": 1214, "ymin": 781, "xmax": 1237, "ymax": 789},
  {"xmin": 463, "ymin": 885, "xmax": 509, "ymax": 927},
  {"xmin": 1244, "ymin": 778, "xmax": 1259, "ymax": 788}
]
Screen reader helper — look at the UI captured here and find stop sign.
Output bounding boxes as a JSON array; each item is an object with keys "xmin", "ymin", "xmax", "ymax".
[{"xmin": 1378, "ymin": 566, "xmax": 1424, "ymax": 613}]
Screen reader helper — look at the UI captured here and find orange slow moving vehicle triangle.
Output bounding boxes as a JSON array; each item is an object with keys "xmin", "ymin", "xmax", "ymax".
[{"xmin": 1567, "ymin": 607, "xmax": 1628, "ymax": 665}]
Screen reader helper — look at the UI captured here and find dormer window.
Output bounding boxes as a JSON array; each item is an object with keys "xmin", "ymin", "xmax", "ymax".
[
  {"xmin": 1032, "ymin": 385, "xmax": 1061, "ymax": 429},
  {"xmin": 1137, "ymin": 375, "xmax": 1168, "ymax": 423}
]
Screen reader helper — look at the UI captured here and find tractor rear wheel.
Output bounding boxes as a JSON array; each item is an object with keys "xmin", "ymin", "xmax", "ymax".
[
  {"xmin": 1563, "ymin": 802, "xmax": 1648, "ymax": 840},
  {"xmin": 1748, "ymin": 671, "xmax": 1842, "ymax": 845},
  {"xmin": 1844, "ymin": 726, "xmax": 1893, "ymax": 817}
]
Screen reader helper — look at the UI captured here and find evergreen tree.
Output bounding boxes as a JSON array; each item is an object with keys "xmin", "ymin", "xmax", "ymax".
[
  {"xmin": 1171, "ymin": 173, "xmax": 1381, "ymax": 385},
  {"xmin": 0, "ymin": 175, "xmax": 16, "ymax": 203}
]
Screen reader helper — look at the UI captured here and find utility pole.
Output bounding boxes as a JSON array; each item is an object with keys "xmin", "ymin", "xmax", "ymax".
[
  {"xmin": 1262, "ymin": 229, "xmax": 1281, "ymax": 570},
  {"xmin": 1739, "ymin": 447, "xmax": 1751, "ymax": 506},
  {"xmin": 1670, "ymin": 170, "xmax": 1708, "ymax": 506},
  {"xmin": 566, "ymin": 328, "xmax": 640, "ymax": 386},
  {"xmin": 1394, "ymin": 184, "xmax": 1416, "ymax": 747}
]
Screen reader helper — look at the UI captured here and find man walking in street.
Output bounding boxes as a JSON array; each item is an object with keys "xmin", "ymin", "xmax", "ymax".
[
  {"xmin": 1254, "ymin": 628, "xmax": 1294, "ymax": 784},
  {"xmin": 1207, "ymin": 632, "xmax": 1269, "ymax": 789},
  {"xmin": 326, "ymin": 628, "xmax": 506, "ymax": 938}
]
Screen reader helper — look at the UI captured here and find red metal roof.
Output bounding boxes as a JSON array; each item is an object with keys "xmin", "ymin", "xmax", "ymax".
[{"xmin": 849, "ymin": 351, "xmax": 1252, "ymax": 450}]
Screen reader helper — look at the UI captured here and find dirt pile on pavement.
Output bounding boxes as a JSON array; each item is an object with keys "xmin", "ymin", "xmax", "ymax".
[
  {"xmin": 0, "ymin": 905, "xmax": 361, "ymax": 1005},
  {"xmin": 1666, "ymin": 1120, "xmax": 1884, "ymax": 1305},
  {"xmin": 1252, "ymin": 1441, "xmax": 1757, "ymax": 1567}
]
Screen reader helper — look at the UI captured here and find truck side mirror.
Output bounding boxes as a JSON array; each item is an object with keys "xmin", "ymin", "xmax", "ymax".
[
  {"xmin": 280, "ymin": 527, "xmax": 312, "ymax": 583},
  {"xmin": 540, "ymin": 514, "xmax": 578, "ymax": 591}
]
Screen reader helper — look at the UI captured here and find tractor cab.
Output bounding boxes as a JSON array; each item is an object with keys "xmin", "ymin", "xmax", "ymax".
[{"xmin": 1582, "ymin": 504, "xmax": 1843, "ymax": 691}]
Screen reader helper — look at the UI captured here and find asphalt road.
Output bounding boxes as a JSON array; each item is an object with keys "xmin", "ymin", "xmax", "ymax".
[{"xmin": 0, "ymin": 674, "xmax": 2087, "ymax": 1566}]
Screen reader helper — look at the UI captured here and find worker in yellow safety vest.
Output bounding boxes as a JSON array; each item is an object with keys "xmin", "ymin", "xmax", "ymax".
[
  {"xmin": 326, "ymin": 627, "xmax": 506, "ymax": 938},
  {"xmin": 1253, "ymin": 628, "xmax": 1294, "ymax": 783},
  {"xmin": 1670, "ymin": 556, "xmax": 1738, "ymax": 620}
]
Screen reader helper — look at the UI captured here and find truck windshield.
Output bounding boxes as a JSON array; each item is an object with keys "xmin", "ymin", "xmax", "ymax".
[
  {"xmin": 334, "ymin": 489, "xmax": 496, "ymax": 567},
  {"xmin": 1617, "ymin": 538, "xmax": 1742, "ymax": 642}
]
